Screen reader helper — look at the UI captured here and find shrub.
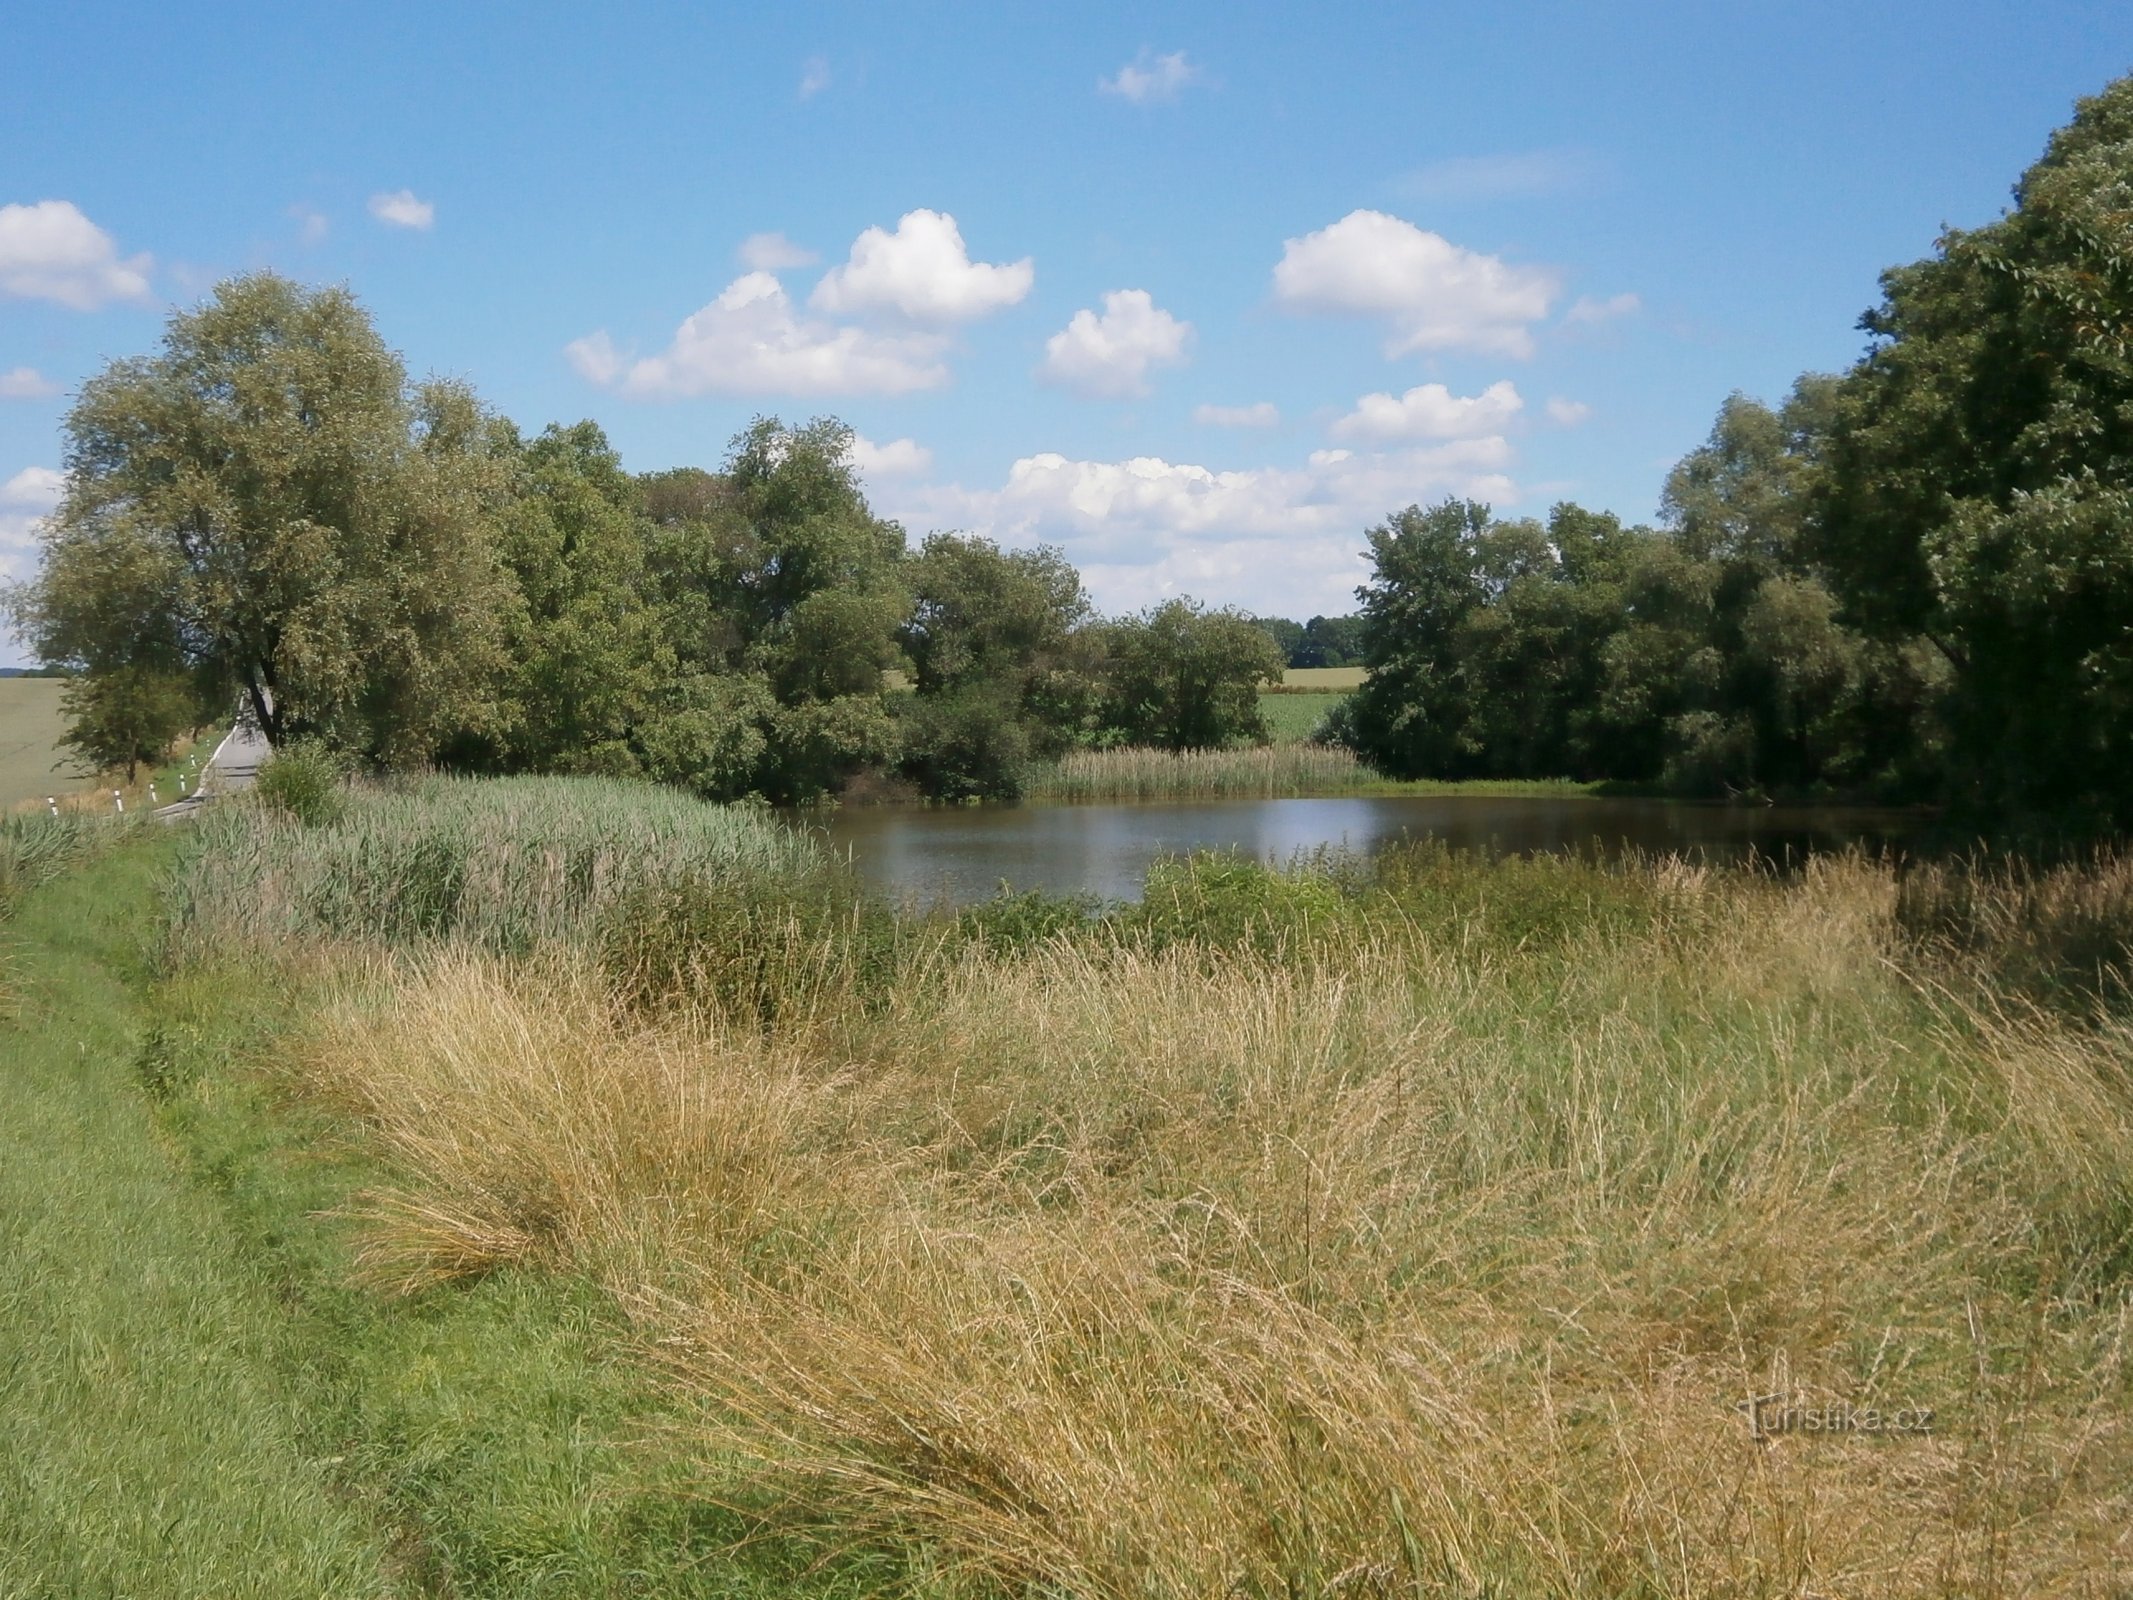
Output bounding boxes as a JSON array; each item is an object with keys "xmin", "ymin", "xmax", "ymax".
[{"xmin": 252, "ymin": 739, "xmax": 350, "ymax": 825}]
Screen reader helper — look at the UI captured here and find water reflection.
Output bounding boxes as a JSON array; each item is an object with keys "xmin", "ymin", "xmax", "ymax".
[{"xmin": 811, "ymin": 795, "xmax": 1919, "ymax": 908}]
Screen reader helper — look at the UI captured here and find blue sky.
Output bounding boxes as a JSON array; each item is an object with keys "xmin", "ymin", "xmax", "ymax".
[{"xmin": 4, "ymin": 1, "xmax": 2130, "ymax": 660}]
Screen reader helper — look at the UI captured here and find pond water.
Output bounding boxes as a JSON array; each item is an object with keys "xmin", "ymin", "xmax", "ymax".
[{"xmin": 811, "ymin": 794, "xmax": 1922, "ymax": 907}]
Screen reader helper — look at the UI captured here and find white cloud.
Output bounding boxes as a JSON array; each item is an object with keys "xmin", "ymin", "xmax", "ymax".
[
  {"xmin": 0, "ymin": 201, "xmax": 152, "ymax": 309},
  {"xmin": 1564, "ymin": 292, "xmax": 1640, "ymax": 325},
  {"xmin": 570, "ymin": 271, "xmax": 950, "ymax": 398},
  {"xmin": 1331, "ymin": 380, "xmax": 1523, "ymax": 444},
  {"xmin": 737, "ymin": 231, "xmax": 818, "ymax": 272},
  {"xmin": 0, "ymin": 465, "xmax": 62, "ymax": 584},
  {"xmin": 848, "ymin": 435, "xmax": 934, "ymax": 477},
  {"xmin": 1099, "ymin": 49, "xmax": 1201, "ymax": 104},
  {"xmin": 799, "ymin": 56, "xmax": 831, "ymax": 100},
  {"xmin": 0, "ymin": 367, "xmax": 60, "ymax": 400},
  {"xmin": 1038, "ymin": 289, "xmax": 1191, "ymax": 400},
  {"xmin": 289, "ymin": 205, "xmax": 329, "ymax": 245},
  {"xmin": 367, "ymin": 189, "xmax": 435, "ymax": 230},
  {"xmin": 1272, "ymin": 209, "xmax": 1559, "ymax": 359},
  {"xmin": 1193, "ymin": 401, "xmax": 1279, "ymax": 429},
  {"xmin": 1545, "ymin": 396, "xmax": 1593, "ymax": 426},
  {"xmin": 811, "ymin": 210, "xmax": 1032, "ymax": 324},
  {"xmin": 1398, "ymin": 148, "xmax": 1608, "ymax": 202},
  {"xmin": 870, "ymin": 437, "xmax": 1517, "ymax": 617}
]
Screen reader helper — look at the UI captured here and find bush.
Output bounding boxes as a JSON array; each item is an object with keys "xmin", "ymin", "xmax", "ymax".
[
  {"xmin": 896, "ymin": 687, "xmax": 1031, "ymax": 801},
  {"xmin": 252, "ymin": 739, "xmax": 350, "ymax": 825}
]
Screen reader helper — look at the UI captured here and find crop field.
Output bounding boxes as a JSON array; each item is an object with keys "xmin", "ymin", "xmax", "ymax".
[
  {"xmin": 1256, "ymin": 688, "xmax": 1347, "ymax": 744},
  {"xmin": 0, "ymin": 679, "xmax": 83, "ymax": 808},
  {"xmin": 1279, "ymin": 665, "xmax": 1366, "ymax": 689}
]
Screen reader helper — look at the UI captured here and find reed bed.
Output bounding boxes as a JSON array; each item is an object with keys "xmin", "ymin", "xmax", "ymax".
[
  {"xmin": 211, "ymin": 819, "xmax": 2133, "ymax": 1600},
  {"xmin": 173, "ymin": 774, "xmax": 817, "ymax": 953},
  {"xmin": 1027, "ymin": 743, "xmax": 1370, "ymax": 801},
  {"xmin": 0, "ymin": 811, "xmax": 128, "ymax": 912}
]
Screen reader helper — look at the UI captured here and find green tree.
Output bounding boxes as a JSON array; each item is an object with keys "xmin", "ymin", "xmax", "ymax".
[
  {"xmin": 1812, "ymin": 75, "xmax": 2133, "ymax": 828},
  {"xmin": 54, "ymin": 666, "xmax": 200, "ymax": 782},
  {"xmin": 899, "ymin": 534, "xmax": 1101, "ymax": 794},
  {"xmin": 6, "ymin": 274, "xmax": 513, "ymax": 768},
  {"xmin": 1101, "ymin": 600, "xmax": 1283, "ymax": 750},
  {"xmin": 487, "ymin": 421, "xmax": 673, "ymax": 775},
  {"xmin": 1341, "ymin": 500, "xmax": 1490, "ymax": 777}
]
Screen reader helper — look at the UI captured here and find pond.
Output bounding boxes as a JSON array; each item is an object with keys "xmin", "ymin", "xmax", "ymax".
[{"xmin": 811, "ymin": 794, "xmax": 1923, "ymax": 907}]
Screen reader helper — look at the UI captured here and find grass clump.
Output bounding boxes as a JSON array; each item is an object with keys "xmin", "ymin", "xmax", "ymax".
[
  {"xmin": 251, "ymin": 737, "xmax": 351, "ymax": 825},
  {"xmin": 1897, "ymin": 848, "xmax": 2133, "ymax": 1019},
  {"xmin": 1027, "ymin": 742, "xmax": 1371, "ymax": 801}
]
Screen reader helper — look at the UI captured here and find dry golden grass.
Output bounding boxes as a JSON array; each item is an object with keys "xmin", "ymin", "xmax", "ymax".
[{"xmin": 274, "ymin": 850, "xmax": 2133, "ymax": 1598}]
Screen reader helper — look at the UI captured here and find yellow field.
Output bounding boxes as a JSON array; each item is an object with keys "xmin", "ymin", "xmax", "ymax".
[
  {"xmin": 1279, "ymin": 665, "xmax": 1366, "ymax": 689},
  {"xmin": 0, "ymin": 679, "xmax": 86, "ymax": 808}
]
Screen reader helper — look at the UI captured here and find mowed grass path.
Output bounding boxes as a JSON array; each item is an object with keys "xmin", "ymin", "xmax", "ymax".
[
  {"xmin": 0, "ymin": 835, "xmax": 395, "ymax": 1596},
  {"xmin": 1, "ymin": 823, "xmax": 895, "ymax": 1598}
]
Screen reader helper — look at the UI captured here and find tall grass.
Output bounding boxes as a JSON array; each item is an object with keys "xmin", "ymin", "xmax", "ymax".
[
  {"xmin": 204, "ymin": 829, "xmax": 2133, "ymax": 1599},
  {"xmin": 1028, "ymin": 743, "xmax": 1371, "ymax": 801},
  {"xmin": 0, "ymin": 811, "xmax": 124, "ymax": 912},
  {"xmin": 173, "ymin": 774, "xmax": 818, "ymax": 954}
]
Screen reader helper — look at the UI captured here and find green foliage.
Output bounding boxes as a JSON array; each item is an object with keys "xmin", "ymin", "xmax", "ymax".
[
  {"xmin": 251, "ymin": 738, "xmax": 350, "ymax": 826},
  {"xmin": 1341, "ymin": 455, "xmax": 1946, "ymax": 798},
  {"xmin": 54, "ymin": 663, "xmax": 201, "ymax": 781},
  {"xmin": 7, "ymin": 273, "xmax": 515, "ymax": 768},
  {"xmin": 1123, "ymin": 853, "xmax": 1352, "ymax": 957},
  {"xmin": 1100, "ymin": 599, "xmax": 1284, "ymax": 750},
  {"xmin": 1812, "ymin": 75, "xmax": 2133, "ymax": 830},
  {"xmin": 896, "ymin": 685, "xmax": 1031, "ymax": 800}
]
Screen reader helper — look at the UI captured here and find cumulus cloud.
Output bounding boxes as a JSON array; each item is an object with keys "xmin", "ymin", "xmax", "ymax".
[
  {"xmin": 0, "ymin": 464, "xmax": 62, "ymax": 583},
  {"xmin": 0, "ymin": 201, "xmax": 152, "ymax": 309},
  {"xmin": 1193, "ymin": 401, "xmax": 1279, "ymax": 428},
  {"xmin": 1545, "ymin": 396, "xmax": 1593, "ymax": 426},
  {"xmin": 799, "ymin": 56, "xmax": 831, "ymax": 99},
  {"xmin": 848, "ymin": 435, "xmax": 934, "ymax": 478},
  {"xmin": 1272, "ymin": 209, "xmax": 1558, "ymax": 359},
  {"xmin": 1564, "ymin": 291, "xmax": 1640, "ymax": 325},
  {"xmin": 1099, "ymin": 49, "xmax": 1201, "ymax": 104},
  {"xmin": 1038, "ymin": 289, "xmax": 1191, "ymax": 400},
  {"xmin": 0, "ymin": 367, "xmax": 60, "ymax": 400},
  {"xmin": 367, "ymin": 189, "xmax": 435, "ymax": 230},
  {"xmin": 869, "ymin": 438, "xmax": 1517, "ymax": 617},
  {"xmin": 738, "ymin": 231, "xmax": 818, "ymax": 272},
  {"xmin": 569, "ymin": 271, "xmax": 950, "ymax": 398},
  {"xmin": 1331, "ymin": 380, "xmax": 1523, "ymax": 444},
  {"xmin": 811, "ymin": 210, "xmax": 1032, "ymax": 324},
  {"xmin": 289, "ymin": 205, "xmax": 329, "ymax": 245}
]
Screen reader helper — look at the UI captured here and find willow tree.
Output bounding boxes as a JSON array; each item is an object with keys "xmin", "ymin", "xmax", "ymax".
[
  {"xmin": 1812, "ymin": 75, "xmax": 2133, "ymax": 830},
  {"xmin": 9, "ymin": 273, "xmax": 514, "ymax": 767}
]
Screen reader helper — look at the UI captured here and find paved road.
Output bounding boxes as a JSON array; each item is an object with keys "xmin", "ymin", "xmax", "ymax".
[{"xmin": 153, "ymin": 713, "xmax": 269, "ymax": 822}]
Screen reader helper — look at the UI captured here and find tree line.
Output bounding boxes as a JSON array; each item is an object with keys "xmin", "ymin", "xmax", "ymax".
[
  {"xmin": 11, "ymin": 74, "xmax": 2130, "ymax": 830},
  {"xmin": 1339, "ymin": 74, "xmax": 2133, "ymax": 834},
  {"xmin": 5, "ymin": 281, "xmax": 1278, "ymax": 801}
]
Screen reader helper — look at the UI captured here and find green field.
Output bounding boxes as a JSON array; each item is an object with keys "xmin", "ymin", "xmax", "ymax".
[
  {"xmin": 1256, "ymin": 688, "xmax": 1346, "ymax": 744},
  {"xmin": 0, "ymin": 679, "xmax": 83, "ymax": 808}
]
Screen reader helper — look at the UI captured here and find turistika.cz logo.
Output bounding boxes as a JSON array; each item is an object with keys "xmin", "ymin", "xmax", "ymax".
[{"xmin": 1736, "ymin": 1392, "xmax": 1935, "ymax": 1440}]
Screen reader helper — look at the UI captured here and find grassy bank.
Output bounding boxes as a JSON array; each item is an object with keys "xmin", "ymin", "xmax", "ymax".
[
  {"xmin": 147, "ymin": 779, "xmax": 2133, "ymax": 1597},
  {"xmin": 2, "ymin": 798, "xmax": 914, "ymax": 1597}
]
